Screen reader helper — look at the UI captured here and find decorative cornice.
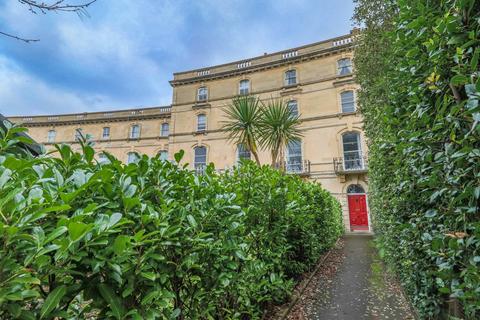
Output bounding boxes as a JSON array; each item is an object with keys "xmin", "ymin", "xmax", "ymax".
[
  {"xmin": 170, "ymin": 44, "xmax": 353, "ymax": 86},
  {"xmin": 11, "ymin": 110, "xmax": 171, "ymax": 128}
]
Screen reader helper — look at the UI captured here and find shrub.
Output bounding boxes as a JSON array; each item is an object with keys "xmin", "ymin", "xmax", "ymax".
[
  {"xmin": 0, "ymin": 122, "xmax": 343, "ymax": 319},
  {"xmin": 354, "ymin": 0, "xmax": 480, "ymax": 318}
]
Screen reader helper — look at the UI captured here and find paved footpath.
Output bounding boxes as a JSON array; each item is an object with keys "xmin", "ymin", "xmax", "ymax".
[{"xmin": 305, "ymin": 235, "xmax": 415, "ymax": 320}]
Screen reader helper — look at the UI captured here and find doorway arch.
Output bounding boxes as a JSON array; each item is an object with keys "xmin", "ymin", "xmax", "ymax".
[{"xmin": 347, "ymin": 184, "xmax": 369, "ymax": 231}]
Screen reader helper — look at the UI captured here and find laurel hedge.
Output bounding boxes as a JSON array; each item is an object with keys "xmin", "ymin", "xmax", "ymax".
[
  {"xmin": 0, "ymin": 122, "xmax": 343, "ymax": 319},
  {"xmin": 354, "ymin": 0, "xmax": 479, "ymax": 318}
]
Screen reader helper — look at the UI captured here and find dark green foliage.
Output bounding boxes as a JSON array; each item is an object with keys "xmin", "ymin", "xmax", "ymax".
[
  {"xmin": 0, "ymin": 124, "xmax": 343, "ymax": 319},
  {"xmin": 354, "ymin": 0, "xmax": 480, "ymax": 318}
]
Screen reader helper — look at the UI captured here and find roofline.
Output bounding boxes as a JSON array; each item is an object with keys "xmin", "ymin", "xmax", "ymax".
[
  {"xmin": 8, "ymin": 105, "xmax": 171, "ymax": 119},
  {"xmin": 173, "ymin": 32, "xmax": 355, "ymax": 76}
]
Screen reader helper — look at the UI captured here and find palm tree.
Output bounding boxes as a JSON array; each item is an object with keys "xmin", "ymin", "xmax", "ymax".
[
  {"xmin": 221, "ymin": 95, "xmax": 262, "ymax": 165},
  {"xmin": 258, "ymin": 98, "xmax": 303, "ymax": 170}
]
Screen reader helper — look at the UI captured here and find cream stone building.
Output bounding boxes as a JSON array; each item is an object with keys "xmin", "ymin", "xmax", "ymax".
[{"xmin": 8, "ymin": 30, "xmax": 369, "ymax": 232}]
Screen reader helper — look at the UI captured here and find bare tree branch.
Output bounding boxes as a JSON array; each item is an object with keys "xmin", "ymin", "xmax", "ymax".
[
  {"xmin": 18, "ymin": 0, "xmax": 97, "ymax": 14},
  {"xmin": 1, "ymin": 1, "xmax": 97, "ymax": 43},
  {"xmin": 0, "ymin": 30, "xmax": 39, "ymax": 43}
]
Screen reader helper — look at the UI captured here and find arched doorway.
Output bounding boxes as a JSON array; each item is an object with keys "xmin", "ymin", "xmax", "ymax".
[{"xmin": 347, "ymin": 184, "xmax": 369, "ymax": 231}]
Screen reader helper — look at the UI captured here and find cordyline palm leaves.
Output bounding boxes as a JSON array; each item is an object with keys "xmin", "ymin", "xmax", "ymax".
[
  {"xmin": 258, "ymin": 98, "xmax": 302, "ymax": 169},
  {"xmin": 222, "ymin": 95, "xmax": 302, "ymax": 169},
  {"xmin": 222, "ymin": 95, "xmax": 262, "ymax": 165}
]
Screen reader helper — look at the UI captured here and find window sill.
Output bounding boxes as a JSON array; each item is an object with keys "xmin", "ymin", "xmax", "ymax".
[
  {"xmin": 337, "ymin": 111, "xmax": 357, "ymax": 118},
  {"xmin": 193, "ymin": 130, "xmax": 207, "ymax": 136},
  {"xmin": 280, "ymin": 84, "xmax": 302, "ymax": 95},
  {"xmin": 333, "ymin": 74, "xmax": 354, "ymax": 86},
  {"xmin": 193, "ymin": 102, "xmax": 211, "ymax": 109}
]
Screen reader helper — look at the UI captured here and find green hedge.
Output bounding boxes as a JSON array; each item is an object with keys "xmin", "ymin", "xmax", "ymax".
[
  {"xmin": 0, "ymin": 123, "xmax": 343, "ymax": 319},
  {"xmin": 354, "ymin": 0, "xmax": 479, "ymax": 318}
]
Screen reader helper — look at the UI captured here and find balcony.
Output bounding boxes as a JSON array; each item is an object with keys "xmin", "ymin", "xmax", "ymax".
[
  {"xmin": 333, "ymin": 155, "xmax": 368, "ymax": 175},
  {"xmin": 276, "ymin": 160, "xmax": 311, "ymax": 176}
]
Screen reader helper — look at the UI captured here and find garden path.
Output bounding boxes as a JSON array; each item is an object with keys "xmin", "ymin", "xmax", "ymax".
[{"xmin": 296, "ymin": 235, "xmax": 415, "ymax": 320}]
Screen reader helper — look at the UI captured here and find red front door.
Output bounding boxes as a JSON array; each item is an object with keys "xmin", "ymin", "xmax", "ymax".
[{"xmin": 348, "ymin": 195, "xmax": 369, "ymax": 231}]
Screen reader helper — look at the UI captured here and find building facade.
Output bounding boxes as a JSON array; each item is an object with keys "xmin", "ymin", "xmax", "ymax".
[{"xmin": 8, "ymin": 30, "xmax": 369, "ymax": 232}]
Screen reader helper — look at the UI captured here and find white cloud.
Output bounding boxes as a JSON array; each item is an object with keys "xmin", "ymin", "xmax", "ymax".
[{"xmin": 0, "ymin": 55, "xmax": 105, "ymax": 115}]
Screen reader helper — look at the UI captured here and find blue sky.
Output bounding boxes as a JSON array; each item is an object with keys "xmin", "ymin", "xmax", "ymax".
[{"xmin": 0, "ymin": 0, "xmax": 354, "ymax": 116}]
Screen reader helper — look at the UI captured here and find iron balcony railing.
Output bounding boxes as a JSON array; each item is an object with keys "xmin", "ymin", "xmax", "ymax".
[
  {"xmin": 194, "ymin": 160, "xmax": 311, "ymax": 176},
  {"xmin": 275, "ymin": 160, "xmax": 311, "ymax": 176},
  {"xmin": 333, "ymin": 155, "xmax": 368, "ymax": 174}
]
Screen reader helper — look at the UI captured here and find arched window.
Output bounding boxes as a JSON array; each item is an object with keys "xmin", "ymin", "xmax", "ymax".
[
  {"xmin": 237, "ymin": 144, "xmax": 251, "ymax": 161},
  {"xmin": 239, "ymin": 79, "xmax": 250, "ymax": 95},
  {"xmin": 194, "ymin": 146, "xmax": 207, "ymax": 171},
  {"xmin": 47, "ymin": 130, "xmax": 56, "ymax": 143},
  {"xmin": 161, "ymin": 123, "xmax": 169, "ymax": 136},
  {"xmin": 197, "ymin": 87, "xmax": 208, "ymax": 102},
  {"xmin": 347, "ymin": 184, "xmax": 365, "ymax": 194},
  {"xmin": 287, "ymin": 100, "xmax": 299, "ymax": 117},
  {"xmin": 341, "ymin": 91, "xmax": 355, "ymax": 113},
  {"xmin": 157, "ymin": 150, "xmax": 168, "ymax": 161},
  {"xmin": 337, "ymin": 58, "xmax": 352, "ymax": 75},
  {"xmin": 285, "ymin": 69, "xmax": 297, "ymax": 86},
  {"xmin": 98, "ymin": 153, "xmax": 110, "ymax": 164},
  {"xmin": 342, "ymin": 132, "xmax": 363, "ymax": 170},
  {"xmin": 127, "ymin": 152, "xmax": 139, "ymax": 164},
  {"xmin": 286, "ymin": 140, "xmax": 303, "ymax": 173},
  {"xmin": 130, "ymin": 124, "xmax": 140, "ymax": 139},
  {"xmin": 197, "ymin": 114, "xmax": 207, "ymax": 132}
]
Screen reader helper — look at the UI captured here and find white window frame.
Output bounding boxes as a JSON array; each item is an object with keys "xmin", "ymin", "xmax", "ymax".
[
  {"xmin": 284, "ymin": 69, "xmax": 297, "ymax": 86},
  {"xmin": 197, "ymin": 114, "xmax": 207, "ymax": 132},
  {"xmin": 157, "ymin": 150, "xmax": 168, "ymax": 161},
  {"xmin": 286, "ymin": 140, "xmax": 303, "ymax": 173},
  {"xmin": 47, "ymin": 130, "xmax": 56, "ymax": 143},
  {"xmin": 161, "ymin": 123, "xmax": 169, "ymax": 137},
  {"xmin": 127, "ymin": 152, "xmax": 139, "ymax": 164},
  {"xmin": 197, "ymin": 87, "xmax": 208, "ymax": 102},
  {"xmin": 98, "ymin": 153, "xmax": 109, "ymax": 164},
  {"xmin": 342, "ymin": 132, "xmax": 363, "ymax": 170},
  {"xmin": 194, "ymin": 146, "xmax": 207, "ymax": 172},
  {"xmin": 237, "ymin": 144, "xmax": 251, "ymax": 162},
  {"xmin": 130, "ymin": 124, "xmax": 140, "ymax": 139},
  {"xmin": 287, "ymin": 100, "xmax": 299, "ymax": 117},
  {"xmin": 102, "ymin": 127, "xmax": 110, "ymax": 139},
  {"xmin": 337, "ymin": 58, "xmax": 353, "ymax": 76},
  {"xmin": 239, "ymin": 79, "xmax": 250, "ymax": 95},
  {"xmin": 341, "ymin": 91, "xmax": 356, "ymax": 113}
]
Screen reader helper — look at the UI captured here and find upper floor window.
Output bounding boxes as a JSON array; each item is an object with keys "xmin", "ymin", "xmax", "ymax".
[
  {"xmin": 341, "ymin": 91, "xmax": 356, "ymax": 113},
  {"xmin": 287, "ymin": 100, "xmax": 299, "ymax": 117},
  {"xmin": 342, "ymin": 132, "xmax": 363, "ymax": 170},
  {"xmin": 285, "ymin": 69, "xmax": 297, "ymax": 86},
  {"xmin": 237, "ymin": 144, "xmax": 251, "ymax": 162},
  {"xmin": 194, "ymin": 146, "xmax": 207, "ymax": 171},
  {"xmin": 239, "ymin": 80, "xmax": 250, "ymax": 95},
  {"xmin": 197, "ymin": 87, "xmax": 208, "ymax": 102},
  {"xmin": 102, "ymin": 127, "xmax": 110, "ymax": 139},
  {"xmin": 197, "ymin": 114, "xmax": 207, "ymax": 132},
  {"xmin": 161, "ymin": 123, "xmax": 169, "ymax": 136},
  {"xmin": 127, "ymin": 152, "xmax": 139, "ymax": 164},
  {"xmin": 47, "ymin": 130, "xmax": 56, "ymax": 143},
  {"xmin": 337, "ymin": 58, "xmax": 352, "ymax": 76},
  {"xmin": 74, "ymin": 128, "xmax": 83, "ymax": 142},
  {"xmin": 286, "ymin": 140, "xmax": 303, "ymax": 173},
  {"xmin": 130, "ymin": 124, "xmax": 140, "ymax": 139},
  {"xmin": 157, "ymin": 150, "xmax": 168, "ymax": 161}
]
